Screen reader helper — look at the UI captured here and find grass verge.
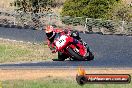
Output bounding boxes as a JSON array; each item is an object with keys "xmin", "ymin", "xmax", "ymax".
[
  {"xmin": 0, "ymin": 39, "xmax": 57, "ymax": 63},
  {"xmin": 0, "ymin": 69, "xmax": 132, "ymax": 88},
  {"xmin": 1, "ymin": 77, "xmax": 132, "ymax": 88}
]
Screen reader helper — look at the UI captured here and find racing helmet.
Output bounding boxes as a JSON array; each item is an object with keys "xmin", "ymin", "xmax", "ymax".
[
  {"xmin": 45, "ymin": 25, "xmax": 55, "ymax": 39},
  {"xmin": 45, "ymin": 25, "xmax": 54, "ymax": 33},
  {"xmin": 71, "ymin": 30, "xmax": 79, "ymax": 38}
]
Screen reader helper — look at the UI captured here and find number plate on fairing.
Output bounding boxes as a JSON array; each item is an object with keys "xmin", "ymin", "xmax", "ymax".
[{"xmin": 55, "ymin": 35, "xmax": 67, "ymax": 48}]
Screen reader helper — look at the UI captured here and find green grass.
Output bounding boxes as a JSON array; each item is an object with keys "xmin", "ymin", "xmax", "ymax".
[
  {"xmin": 0, "ymin": 44, "xmax": 31, "ymax": 63},
  {"xmin": 0, "ymin": 41, "xmax": 57, "ymax": 63},
  {"xmin": 1, "ymin": 78, "xmax": 132, "ymax": 88}
]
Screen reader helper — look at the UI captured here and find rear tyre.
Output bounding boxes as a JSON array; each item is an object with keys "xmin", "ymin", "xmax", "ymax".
[
  {"xmin": 85, "ymin": 47, "xmax": 94, "ymax": 61},
  {"xmin": 67, "ymin": 47, "xmax": 84, "ymax": 61},
  {"xmin": 86, "ymin": 51, "xmax": 94, "ymax": 61}
]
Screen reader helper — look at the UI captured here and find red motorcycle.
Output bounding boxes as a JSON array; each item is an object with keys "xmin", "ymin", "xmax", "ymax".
[{"xmin": 52, "ymin": 33, "xmax": 94, "ymax": 61}]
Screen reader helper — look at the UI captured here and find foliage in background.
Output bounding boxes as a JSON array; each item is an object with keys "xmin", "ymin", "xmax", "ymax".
[
  {"xmin": 10, "ymin": 0, "xmax": 131, "ymax": 31},
  {"xmin": 13, "ymin": 0, "xmax": 55, "ymax": 13},
  {"xmin": 11, "ymin": 0, "xmax": 54, "ymax": 30},
  {"xmin": 61, "ymin": 16, "xmax": 86, "ymax": 26},
  {"xmin": 61, "ymin": 0, "xmax": 120, "ymax": 19},
  {"xmin": 107, "ymin": 2, "xmax": 132, "ymax": 22},
  {"xmin": 61, "ymin": 0, "xmax": 131, "ymax": 32}
]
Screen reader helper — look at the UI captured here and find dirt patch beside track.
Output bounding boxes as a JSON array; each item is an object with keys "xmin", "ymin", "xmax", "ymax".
[{"xmin": 0, "ymin": 69, "xmax": 132, "ymax": 81}]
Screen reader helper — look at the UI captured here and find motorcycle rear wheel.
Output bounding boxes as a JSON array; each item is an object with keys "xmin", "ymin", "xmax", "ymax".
[{"xmin": 85, "ymin": 51, "xmax": 94, "ymax": 61}]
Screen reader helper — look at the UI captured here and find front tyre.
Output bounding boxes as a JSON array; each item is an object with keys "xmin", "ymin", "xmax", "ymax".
[
  {"xmin": 67, "ymin": 47, "xmax": 84, "ymax": 61},
  {"xmin": 84, "ymin": 47, "xmax": 94, "ymax": 61}
]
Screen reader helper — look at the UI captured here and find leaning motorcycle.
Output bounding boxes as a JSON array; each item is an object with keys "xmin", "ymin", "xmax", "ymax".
[{"xmin": 52, "ymin": 33, "xmax": 94, "ymax": 61}]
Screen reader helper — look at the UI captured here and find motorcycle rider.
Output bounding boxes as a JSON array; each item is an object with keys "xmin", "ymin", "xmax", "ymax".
[{"xmin": 45, "ymin": 25, "xmax": 87, "ymax": 61}]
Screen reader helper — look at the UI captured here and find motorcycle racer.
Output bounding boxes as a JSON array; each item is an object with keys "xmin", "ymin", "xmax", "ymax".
[{"xmin": 45, "ymin": 25, "xmax": 88, "ymax": 61}]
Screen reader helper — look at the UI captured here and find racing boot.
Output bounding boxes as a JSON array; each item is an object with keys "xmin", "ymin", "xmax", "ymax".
[{"xmin": 52, "ymin": 52, "xmax": 67, "ymax": 61}]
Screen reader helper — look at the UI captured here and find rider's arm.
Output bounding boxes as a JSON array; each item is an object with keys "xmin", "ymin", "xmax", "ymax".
[{"xmin": 47, "ymin": 39, "xmax": 57, "ymax": 53}]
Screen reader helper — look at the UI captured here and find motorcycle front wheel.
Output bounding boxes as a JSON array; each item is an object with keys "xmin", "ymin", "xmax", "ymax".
[{"xmin": 67, "ymin": 47, "xmax": 85, "ymax": 61}]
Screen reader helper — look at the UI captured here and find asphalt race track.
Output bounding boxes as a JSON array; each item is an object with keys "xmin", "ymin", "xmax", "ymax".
[
  {"xmin": 0, "ymin": 27, "xmax": 46, "ymax": 43},
  {"xmin": 0, "ymin": 27, "xmax": 132, "ymax": 68}
]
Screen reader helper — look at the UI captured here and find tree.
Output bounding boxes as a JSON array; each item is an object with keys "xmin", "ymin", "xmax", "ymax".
[
  {"xmin": 13, "ymin": 0, "xmax": 55, "ymax": 13},
  {"xmin": 12, "ymin": 0, "xmax": 56, "ymax": 30},
  {"xmin": 61, "ymin": 0, "xmax": 90, "ymax": 17},
  {"xmin": 82, "ymin": 0, "xmax": 110, "ymax": 18},
  {"xmin": 61, "ymin": 0, "xmax": 120, "ymax": 19}
]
